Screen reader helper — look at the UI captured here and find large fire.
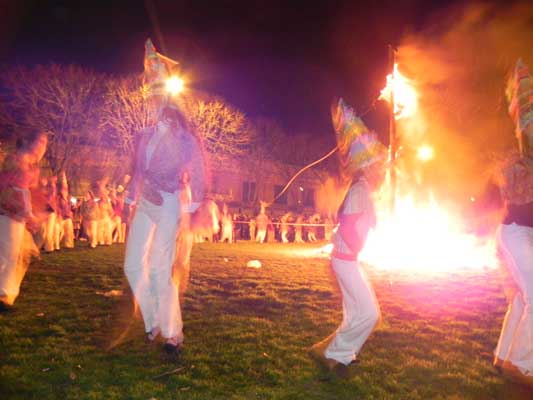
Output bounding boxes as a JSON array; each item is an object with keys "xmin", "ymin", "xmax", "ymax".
[
  {"xmin": 379, "ymin": 63, "xmax": 418, "ymax": 120},
  {"xmin": 316, "ymin": 62, "xmax": 498, "ymax": 276},
  {"xmin": 358, "ymin": 190, "xmax": 498, "ymax": 275}
]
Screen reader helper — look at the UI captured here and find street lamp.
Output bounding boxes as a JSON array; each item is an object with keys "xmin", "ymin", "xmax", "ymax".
[{"xmin": 165, "ymin": 76, "xmax": 185, "ymax": 96}]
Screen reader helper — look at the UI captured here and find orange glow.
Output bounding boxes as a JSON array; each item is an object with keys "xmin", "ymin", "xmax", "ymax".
[
  {"xmin": 380, "ymin": 63, "xmax": 418, "ymax": 120},
  {"xmin": 358, "ymin": 191, "xmax": 498, "ymax": 275},
  {"xmin": 417, "ymin": 145, "xmax": 434, "ymax": 161},
  {"xmin": 318, "ymin": 186, "xmax": 497, "ymax": 275},
  {"xmin": 165, "ymin": 76, "xmax": 185, "ymax": 95}
]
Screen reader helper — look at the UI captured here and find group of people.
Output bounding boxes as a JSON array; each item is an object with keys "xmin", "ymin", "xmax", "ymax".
[
  {"xmin": 197, "ymin": 207, "xmax": 335, "ymax": 244},
  {"xmin": 1, "ymin": 39, "xmax": 532, "ymax": 387}
]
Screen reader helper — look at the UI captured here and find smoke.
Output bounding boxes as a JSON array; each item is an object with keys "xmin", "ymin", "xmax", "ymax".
[{"xmin": 395, "ymin": 1, "xmax": 533, "ymax": 200}]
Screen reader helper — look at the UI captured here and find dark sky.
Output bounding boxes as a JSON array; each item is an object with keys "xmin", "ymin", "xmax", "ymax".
[{"xmin": 0, "ymin": 0, "xmax": 465, "ymax": 135}]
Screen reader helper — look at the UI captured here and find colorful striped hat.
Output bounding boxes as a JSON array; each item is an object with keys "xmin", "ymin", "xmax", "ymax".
[
  {"xmin": 332, "ymin": 98, "xmax": 386, "ymax": 175},
  {"xmin": 507, "ymin": 58, "xmax": 533, "ymax": 138},
  {"xmin": 143, "ymin": 38, "xmax": 179, "ymax": 98}
]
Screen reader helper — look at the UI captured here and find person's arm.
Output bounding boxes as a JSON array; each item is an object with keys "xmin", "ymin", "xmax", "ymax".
[
  {"xmin": 125, "ymin": 129, "xmax": 150, "ymax": 205},
  {"xmin": 185, "ymin": 135, "xmax": 206, "ymax": 213}
]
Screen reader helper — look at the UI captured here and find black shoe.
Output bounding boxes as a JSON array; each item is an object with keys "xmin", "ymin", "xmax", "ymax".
[
  {"xmin": 163, "ymin": 342, "xmax": 183, "ymax": 357},
  {"xmin": 0, "ymin": 301, "xmax": 14, "ymax": 313}
]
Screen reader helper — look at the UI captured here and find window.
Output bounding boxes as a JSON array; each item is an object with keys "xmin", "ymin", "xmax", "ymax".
[
  {"xmin": 242, "ymin": 181, "xmax": 256, "ymax": 202},
  {"xmin": 274, "ymin": 184, "xmax": 287, "ymax": 205}
]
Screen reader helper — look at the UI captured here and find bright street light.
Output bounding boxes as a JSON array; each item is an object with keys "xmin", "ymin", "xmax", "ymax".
[{"xmin": 165, "ymin": 76, "xmax": 185, "ymax": 96}]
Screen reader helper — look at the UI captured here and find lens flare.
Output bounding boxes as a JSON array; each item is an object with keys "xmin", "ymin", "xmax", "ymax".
[
  {"xmin": 165, "ymin": 76, "xmax": 185, "ymax": 96},
  {"xmin": 417, "ymin": 145, "xmax": 434, "ymax": 161}
]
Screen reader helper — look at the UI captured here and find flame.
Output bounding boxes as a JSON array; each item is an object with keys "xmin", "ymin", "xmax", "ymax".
[
  {"xmin": 417, "ymin": 145, "xmax": 434, "ymax": 162},
  {"xmin": 357, "ymin": 192, "xmax": 498, "ymax": 275},
  {"xmin": 380, "ymin": 63, "xmax": 418, "ymax": 120},
  {"xmin": 318, "ymin": 188, "xmax": 498, "ymax": 276}
]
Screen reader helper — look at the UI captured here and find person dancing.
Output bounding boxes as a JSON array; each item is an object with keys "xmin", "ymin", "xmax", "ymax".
[
  {"xmin": 123, "ymin": 39, "xmax": 206, "ymax": 356},
  {"xmin": 494, "ymin": 59, "xmax": 533, "ymax": 386},
  {"xmin": 310, "ymin": 99, "xmax": 385, "ymax": 378}
]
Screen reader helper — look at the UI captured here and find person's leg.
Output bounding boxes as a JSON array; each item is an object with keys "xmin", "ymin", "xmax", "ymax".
[
  {"xmin": 148, "ymin": 194, "xmax": 182, "ymax": 345},
  {"xmin": 89, "ymin": 220, "xmax": 98, "ymax": 248},
  {"xmin": 496, "ymin": 224, "xmax": 533, "ymax": 374},
  {"xmin": 43, "ymin": 212, "xmax": 56, "ymax": 252},
  {"xmin": 62, "ymin": 218, "xmax": 74, "ymax": 248},
  {"xmin": 124, "ymin": 204, "xmax": 157, "ymax": 334},
  {"xmin": 325, "ymin": 257, "xmax": 380, "ymax": 365},
  {"xmin": 54, "ymin": 217, "xmax": 62, "ymax": 250},
  {"xmin": 120, "ymin": 222, "xmax": 127, "ymax": 244},
  {"xmin": 0, "ymin": 216, "xmax": 25, "ymax": 306}
]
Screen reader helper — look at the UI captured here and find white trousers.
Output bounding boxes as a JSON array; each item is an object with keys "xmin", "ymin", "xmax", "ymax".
[
  {"xmin": 495, "ymin": 223, "xmax": 533, "ymax": 374},
  {"xmin": 111, "ymin": 215, "xmax": 125, "ymax": 243},
  {"xmin": 220, "ymin": 223, "xmax": 233, "ymax": 243},
  {"xmin": 256, "ymin": 228, "xmax": 266, "ymax": 243},
  {"xmin": 0, "ymin": 215, "xmax": 25, "ymax": 305},
  {"xmin": 124, "ymin": 192, "xmax": 182, "ymax": 340},
  {"xmin": 61, "ymin": 218, "xmax": 74, "ymax": 248},
  {"xmin": 325, "ymin": 257, "xmax": 380, "ymax": 365},
  {"xmin": 84, "ymin": 220, "xmax": 98, "ymax": 248},
  {"xmin": 98, "ymin": 216, "xmax": 113, "ymax": 245},
  {"xmin": 43, "ymin": 212, "xmax": 59, "ymax": 252},
  {"xmin": 281, "ymin": 229, "xmax": 289, "ymax": 243}
]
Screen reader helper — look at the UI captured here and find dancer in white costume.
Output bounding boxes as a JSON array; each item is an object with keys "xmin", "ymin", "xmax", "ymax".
[
  {"xmin": 219, "ymin": 203, "xmax": 233, "ymax": 243},
  {"xmin": 57, "ymin": 172, "xmax": 74, "ymax": 249},
  {"xmin": 124, "ymin": 39, "xmax": 206, "ymax": 356},
  {"xmin": 494, "ymin": 59, "xmax": 533, "ymax": 386},
  {"xmin": 280, "ymin": 212, "xmax": 292, "ymax": 243},
  {"xmin": 255, "ymin": 203, "xmax": 269, "ymax": 243},
  {"xmin": 0, "ymin": 130, "xmax": 47, "ymax": 309},
  {"xmin": 309, "ymin": 99, "xmax": 385, "ymax": 378}
]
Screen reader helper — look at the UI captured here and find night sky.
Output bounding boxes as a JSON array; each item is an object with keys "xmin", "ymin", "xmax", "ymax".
[{"xmin": 1, "ymin": 0, "xmax": 465, "ymax": 136}]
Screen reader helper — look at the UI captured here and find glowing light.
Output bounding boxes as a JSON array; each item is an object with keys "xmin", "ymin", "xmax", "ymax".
[
  {"xmin": 358, "ymin": 192, "xmax": 498, "ymax": 275},
  {"xmin": 165, "ymin": 76, "xmax": 185, "ymax": 95},
  {"xmin": 320, "ymin": 243, "xmax": 334, "ymax": 254},
  {"xmin": 417, "ymin": 145, "xmax": 434, "ymax": 162},
  {"xmin": 70, "ymin": 197, "xmax": 77, "ymax": 205},
  {"xmin": 380, "ymin": 63, "xmax": 418, "ymax": 120}
]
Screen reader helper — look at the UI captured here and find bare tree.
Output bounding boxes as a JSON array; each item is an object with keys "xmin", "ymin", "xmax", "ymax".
[
  {"xmin": 184, "ymin": 95, "xmax": 254, "ymax": 163},
  {"xmin": 0, "ymin": 64, "xmax": 106, "ymax": 176},
  {"xmin": 99, "ymin": 75, "xmax": 157, "ymax": 156}
]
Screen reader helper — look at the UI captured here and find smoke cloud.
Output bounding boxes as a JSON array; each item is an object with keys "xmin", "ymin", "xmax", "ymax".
[{"xmin": 395, "ymin": 1, "xmax": 533, "ymax": 200}]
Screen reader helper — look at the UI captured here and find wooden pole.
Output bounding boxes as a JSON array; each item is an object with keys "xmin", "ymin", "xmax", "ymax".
[{"xmin": 388, "ymin": 45, "xmax": 397, "ymax": 213}]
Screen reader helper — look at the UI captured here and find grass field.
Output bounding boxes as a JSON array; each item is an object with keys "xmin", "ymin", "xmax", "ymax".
[{"xmin": 1, "ymin": 241, "xmax": 532, "ymax": 399}]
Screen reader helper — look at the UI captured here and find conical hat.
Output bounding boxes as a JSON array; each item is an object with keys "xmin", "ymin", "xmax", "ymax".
[
  {"xmin": 331, "ymin": 98, "xmax": 386, "ymax": 175},
  {"xmin": 144, "ymin": 38, "xmax": 180, "ymax": 97},
  {"xmin": 507, "ymin": 58, "xmax": 533, "ymax": 136}
]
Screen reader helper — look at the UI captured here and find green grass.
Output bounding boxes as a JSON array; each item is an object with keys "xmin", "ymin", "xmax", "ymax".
[{"xmin": 1, "ymin": 241, "xmax": 532, "ymax": 399}]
